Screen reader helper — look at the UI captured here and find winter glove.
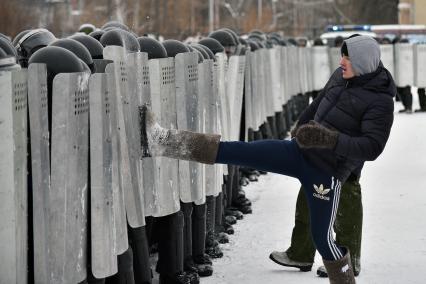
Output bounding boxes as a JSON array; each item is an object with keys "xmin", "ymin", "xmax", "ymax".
[{"xmin": 295, "ymin": 120, "xmax": 339, "ymax": 149}]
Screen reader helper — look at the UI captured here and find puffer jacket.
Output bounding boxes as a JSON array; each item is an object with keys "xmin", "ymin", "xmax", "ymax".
[{"xmin": 297, "ymin": 64, "xmax": 396, "ymax": 182}]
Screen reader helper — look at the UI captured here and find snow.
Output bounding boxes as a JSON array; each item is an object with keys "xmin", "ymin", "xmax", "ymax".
[{"xmin": 203, "ymin": 97, "xmax": 426, "ymax": 284}]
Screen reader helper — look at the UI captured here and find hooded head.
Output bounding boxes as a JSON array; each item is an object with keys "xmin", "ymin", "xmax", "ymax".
[{"xmin": 341, "ymin": 35, "xmax": 381, "ymax": 76}]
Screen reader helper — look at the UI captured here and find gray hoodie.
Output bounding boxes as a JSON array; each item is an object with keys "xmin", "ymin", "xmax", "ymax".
[{"xmin": 344, "ymin": 35, "xmax": 381, "ymax": 76}]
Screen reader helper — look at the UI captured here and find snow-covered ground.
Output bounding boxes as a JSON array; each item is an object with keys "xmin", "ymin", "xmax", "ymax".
[{"xmin": 203, "ymin": 98, "xmax": 426, "ymax": 284}]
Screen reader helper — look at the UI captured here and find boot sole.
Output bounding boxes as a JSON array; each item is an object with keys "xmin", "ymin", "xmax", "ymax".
[{"xmin": 269, "ymin": 254, "xmax": 312, "ymax": 272}]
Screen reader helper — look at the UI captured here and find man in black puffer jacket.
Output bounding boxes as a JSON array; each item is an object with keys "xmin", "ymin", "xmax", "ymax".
[
  {"xmin": 139, "ymin": 35, "xmax": 395, "ymax": 284},
  {"xmin": 296, "ymin": 42, "xmax": 395, "ymax": 183}
]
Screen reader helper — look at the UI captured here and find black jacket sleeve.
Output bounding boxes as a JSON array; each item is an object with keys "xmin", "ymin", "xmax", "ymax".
[{"xmin": 334, "ymin": 95, "xmax": 394, "ymax": 161}]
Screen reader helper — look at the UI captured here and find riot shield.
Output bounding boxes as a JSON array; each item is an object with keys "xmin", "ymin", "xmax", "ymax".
[
  {"xmin": 49, "ymin": 72, "xmax": 90, "ymax": 283},
  {"xmin": 0, "ymin": 69, "xmax": 28, "ymax": 284},
  {"xmin": 312, "ymin": 46, "xmax": 331, "ymax": 91},
  {"xmin": 287, "ymin": 46, "xmax": 299, "ymax": 97},
  {"xmin": 414, "ymin": 44, "xmax": 426, "ymax": 88},
  {"xmin": 28, "ymin": 64, "xmax": 51, "ymax": 284},
  {"xmin": 89, "ymin": 73, "xmax": 118, "ymax": 279},
  {"xmin": 216, "ymin": 53, "xmax": 229, "ymax": 141},
  {"xmin": 175, "ymin": 52, "xmax": 204, "ymax": 203},
  {"xmin": 306, "ymin": 47, "xmax": 314, "ymax": 93},
  {"xmin": 148, "ymin": 57, "xmax": 180, "ymax": 217},
  {"xmin": 226, "ymin": 55, "xmax": 246, "ymax": 141},
  {"xmin": 250, "ymin": 50, "xmax": 262, "ymax": 130},
  {"xmin": 329, "ymin": 47, "xmax": 341, "ymax": 72},
  {"xmin": 104, "ymin": 46, "xmax": 145, "ymax": 228},
  {"xmin": 394, "ymin": 43, "xmax": 414, "ymax": 87},
  {"xmin": 380, "ymin": 45, "xmax": 394, "ymax": 78},
  {"xmin": 215, "ymin": 53, "xmax": 228, "ymax": 176},
  {"xmin": 212, "ymin": 61, "xmax": 224, "ymax": 196},
  {"xmin": 105, "ymin": 63, "xmax": 129, "ymax": 254},
  {"xmin": 280, "ymin": 46, "xmax": 289, "ymax": 106},
  {"xmin": 127, "ymin": 52, "xmax": 156, "ymax": 217},
  {"xmin": 298, "ymin": 47, "xmax": 307, "ymax": 94},
  {"xmin": 126, "ymin": 52, "xmax": 147, "ymax": 226},
  {"xmin": 270, "ymin": 47, "xmax": 283, "ymax": 113},
  {"xmin": 262, "ymin": 50, "xmax": 275, "ymax": 118},
  {"xmin": 244, "ymin": 50, "xmax": 254, "ymax": 139},
  {"xmin": 199, "ymin": 59, "xmax": 218, "ymax": 198}
]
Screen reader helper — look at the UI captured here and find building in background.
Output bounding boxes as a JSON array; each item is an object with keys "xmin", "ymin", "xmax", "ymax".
[
  {"xmin": 399, "ymin": 0, "xmax": 426, "ymax": 24},
  {"xmin": 0, "ymin": 0, "xmax": 399, "ymax": 39}
]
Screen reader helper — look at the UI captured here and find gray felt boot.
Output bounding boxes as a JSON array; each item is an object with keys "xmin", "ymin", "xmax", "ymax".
[
  {"xmin": 139, "ymin": 105, "xmax": 221, "ymax": 164},
  {"xmin": 322, "ymin": 250, "xmax": 356, "ymax": 284}
]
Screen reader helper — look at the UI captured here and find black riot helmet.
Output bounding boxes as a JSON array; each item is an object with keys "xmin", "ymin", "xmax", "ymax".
[
  {"xmin": 287, "ymin": 38, "xmax": 298, "ymax": 46},
  {"xmin": 195, "ymin": 43, "xmax": 215, "ymax": 61},
  {"xmin": 162, "ymin": 39, "xmax": 190, "ymax": 58},
  {"xmin": 187, "ymin": 44, "xmax": 204, "ymax": 63},
  {"xmin": 220, "ymin": 28, "xmax": 240, "ymax": 44},
  {"xmin": 198, "ymin": 38, "xmax": 224, "ymax": 55},
  {"xmin": 69, "ymin": 34, "xmax": 104, "ymax": 59},
  {"xmin": 0, "ymin": 33, "xmax": 11, "ymax": 42},
  {"xmin": 208, "ymin": 30, "xmax": 237, "ymax": 48},
  {"xmin": 50, "ymin": 38, "xmax": 95, "ymax": 73},
  {"xmin": 100, "ymin": 29, "xmax": 140, "ymax": 53},
  {"xmin": 78, "ymin": 23, "xmax": 96, "ymax": 35},
  {"xmin": 101, "ymin": 21, "xmax": 130, "ymax": 32},
  {"xmin": 137, "ymin": 36, "xmax": 167, "ymax": 59},
  {"xmin": 250, "ymin": 29, "xmax": 264, "ymax": 36},
  {"xmin": 89, "ymin": 30, "xmax": 105, "ymax": 42},
  {"xmin": 12, "ymin": 30, "xmax": 31, "ymax": 47},
  {"xmin": 28, "ymin": 46, "xmax": 86, "ymax": 86},
  {"xmin": 190, "ymin": 44, "xmax": 209, "ymax": 60},
  {"xmin": 268, "ymin": 34, "xmax": 281, "ymax": 46},
  {"xmin": 14, "ymin": 29, "xmax": 56, "ymax": 67},
  {"xmin": 247, "ymin": 39, "xmax": 259, "ymax": 52},
  {"xmin": 0, "ymin": 36, "xmax": 18, "ymax": 58},
  {"xmin": 210, "ymin": 30, "xmax": 238, "ymax": 56},
  {"xmin": 0, "ymin": 47, "xmax": 20, "ymax": 71},
  {"xmin": 248, "ymin": 33, "xmax": 266, "ymax": 44}
]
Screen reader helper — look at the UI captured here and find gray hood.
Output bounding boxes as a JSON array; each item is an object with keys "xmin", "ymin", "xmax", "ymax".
[{"xmin": 344, "ymin": 35, "xmax": 380, "ymax": 76}]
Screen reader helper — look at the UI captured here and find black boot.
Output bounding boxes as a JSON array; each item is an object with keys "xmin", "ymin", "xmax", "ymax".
[
  {"xmin": 225, "ymin": 208, "xmax": 244, "ymax": 220},
  {"xmin": 205, "ymin": 231, "xmax": 223, "ymax": 258},
  {"xmin": 105, "ymin": 247, "xmax": 135, "ymax": 284},
  {"xmin": 185, "ymin": 257, "xmax": 213, "ymax": 277},
  {"xmin": 181, "ymin": 202, "xmax": 193, "ymax": 264},
  {"xmin": 192, "ymin": 203, "xmax": 207, "ymax": 258},
  {"xmin": 159, "ymin": 271, "xmax": 197, "ymax": 284},
  {"xmin": 128, "ymin": 226, "xmax": 152, "ymax": 284},
  {"xmin": 157, "ymin": 212, "xmax": 186, "ymax": 283}
]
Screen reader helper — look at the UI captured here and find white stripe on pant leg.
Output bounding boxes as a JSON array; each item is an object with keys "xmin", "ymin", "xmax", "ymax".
[
  {"xmin": 327, "ymin": 177, "xmax": 339, "ymax": 259},
  {"xmin": 330, "ymin": 180, "xmax": 342, "ymax": 258},
  {"xmin": 327, "ymin": 178, "xmax": 343, "ymax": 259},
  {"xmin": 326, "ymin": 177, "xmax": 338, "ymax": 259},
  {"xmin": 330, "ymin": 181, "xmax": 343, "ymax": 259},
  {"xmin": 329, "ymin": 180, "xmax": 342, "ymax": 259}
]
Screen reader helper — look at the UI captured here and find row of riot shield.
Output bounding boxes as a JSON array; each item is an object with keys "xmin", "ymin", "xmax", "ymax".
[
  {"xmin": 393, "ymin": 43, "xmax": 426, "ymax": 88},
  {"xmin": 3, "ymin": 40, "xmax": 426, "ymax": 284},
  {"xmin": 243, "ymin": 45, "xmax": 327, "ymax": 137},
  {"xmin": 0, "ymin": 45, "xmax": 227, "ymax": 283}
]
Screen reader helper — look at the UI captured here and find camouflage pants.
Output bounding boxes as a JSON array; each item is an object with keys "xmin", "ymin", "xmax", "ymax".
[{"xmin": 286, "ymin": 178, "xmax": 362, "ymax": 274}]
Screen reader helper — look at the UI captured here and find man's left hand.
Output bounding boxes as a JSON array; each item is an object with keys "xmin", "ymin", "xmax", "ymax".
[{"xmin": 295, "ymin": 120, "xmax": 339, "ymax": 149}]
